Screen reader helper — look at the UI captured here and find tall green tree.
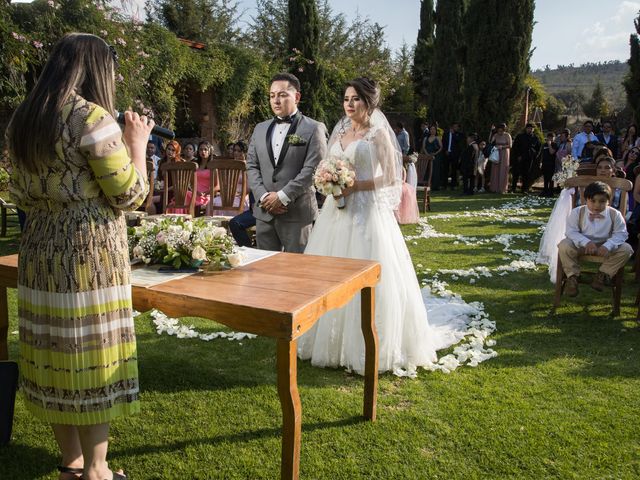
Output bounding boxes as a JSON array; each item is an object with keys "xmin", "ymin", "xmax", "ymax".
[
  {"xmin": 624, "ymin": 11, "xmax": 640, "ymax": 124},
  {"xmin": 412, "ymin": 0, "xmax": 435, "ymax": 112},
  {"xmin": 462, "ymin": 0, "xmax": 534, "ymax": 135},
  {"xmin": 427, "ymin": 0, "xmax": 466, "ymax": 127},
  {"xmin": 288, "ymin": 0, "xmax": 324, "ymax": 119},
  {"xmin": 582, "ymin": 81, "xmax": 610, "ymax": 119},
  {"xmin": 145, "ymin": 0, "xmax": 240, "ymax": 44}
]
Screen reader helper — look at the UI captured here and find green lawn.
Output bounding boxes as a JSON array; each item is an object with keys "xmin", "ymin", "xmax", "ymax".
[{"xmin": 1, "ymin": 192, "xmax": 639, "ymax": 479}]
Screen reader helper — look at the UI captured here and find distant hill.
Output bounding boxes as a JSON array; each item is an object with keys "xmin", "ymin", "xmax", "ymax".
[{"xmin": 532, "ymin": 61, "xmax": 628, "ymax": 110}]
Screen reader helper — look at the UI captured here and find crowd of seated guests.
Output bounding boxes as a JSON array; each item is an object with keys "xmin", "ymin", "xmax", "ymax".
[{"xmin": 141, "ymin": 138, "xmax": 250, "ymax": 218}]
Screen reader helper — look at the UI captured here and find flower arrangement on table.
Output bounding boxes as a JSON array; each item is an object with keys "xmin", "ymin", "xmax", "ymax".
[
  {"xmin": 314, "ymin": 155, "xmax": 356, "ymax": 208},
  {"xmin": 129, "ymin": 216, "xmax": 243, "ymax": 270},
  {"xmin": 552, "ymin": 155, "xmax": 580, "ymax": 187}
]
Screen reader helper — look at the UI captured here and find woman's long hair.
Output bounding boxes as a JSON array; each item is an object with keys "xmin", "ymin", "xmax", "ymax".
[{"xmin": 8, "ymin": 33, "xmax": 116, "ymax": 172}]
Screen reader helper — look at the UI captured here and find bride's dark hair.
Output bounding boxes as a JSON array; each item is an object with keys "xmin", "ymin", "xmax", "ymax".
[{"xmin": 346, "ymin": 77, "xmax": 380, "ymax": 113}]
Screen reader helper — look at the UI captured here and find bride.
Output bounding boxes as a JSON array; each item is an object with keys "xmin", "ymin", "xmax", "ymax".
[{"xmin": 298, "ymin": 78, "xmax": 479, "ymax": 376}]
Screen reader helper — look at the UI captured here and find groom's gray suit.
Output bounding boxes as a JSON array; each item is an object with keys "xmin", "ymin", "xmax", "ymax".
[{"xmin": 247, "ymin": 113, "xmax": 328, "ymax": 253}]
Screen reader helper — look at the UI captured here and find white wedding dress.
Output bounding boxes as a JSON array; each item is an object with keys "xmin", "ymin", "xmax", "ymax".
[{"xmin": 298, "ymin": 121, "xmax": 475, "ymax": 377}]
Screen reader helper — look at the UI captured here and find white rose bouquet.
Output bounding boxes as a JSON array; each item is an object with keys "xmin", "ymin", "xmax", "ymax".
[
  {"xmin": 314, "ymin": 155, "xmax": 356, "ymax": 209},
  {"xmin": 129, "ymin": 217, "xmax": 242, "ymax": 269},
  {"xmin": 552, "ymin": 155, "xmax": 580, "ymax": 187}
]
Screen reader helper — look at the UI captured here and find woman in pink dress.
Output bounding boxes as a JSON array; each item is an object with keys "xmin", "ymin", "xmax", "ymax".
[
  {"xmin": 489, "ymin": 123, "xmax": 512, "ymax": 194},
  {"xmin": 167, "ymin": 141, "xmax": 218, "ymax": 215}
]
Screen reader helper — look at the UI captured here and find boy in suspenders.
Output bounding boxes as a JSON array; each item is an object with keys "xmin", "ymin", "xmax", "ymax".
[{"xmin": 558, "ymin": 181, "xmax": 633, "ymax": 296}]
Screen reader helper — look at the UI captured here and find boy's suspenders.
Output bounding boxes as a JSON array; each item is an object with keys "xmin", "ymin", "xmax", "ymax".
[{"xmin": 578, "ymin": 205, "xmax": 615, "ymax": 237}]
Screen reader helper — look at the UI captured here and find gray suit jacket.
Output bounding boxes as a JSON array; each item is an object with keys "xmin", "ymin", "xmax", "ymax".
[{"xmin": 246, "ymin": 113, "xmax": 328, "ymax": 224}]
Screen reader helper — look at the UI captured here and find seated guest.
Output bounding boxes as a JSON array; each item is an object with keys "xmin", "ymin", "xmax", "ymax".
[
  {"xmin": 182, "ymin": 142, "xmax": 197, "ymax": 162},
  {"xmin": 597, "ymin": 121, "xmax": 619, "ymax": 160},
  {"xmin": 144, "ymin": 140, "xmax": 162, "ymax": 213},
  {"xmin": 156, "ymin": 140, "xmax": 182, "ymax": 212},
  {"xmin": 621, "ymin": 123, "xmax": 639, "ymax": 159},
  {"xmin": 229, "ymin": 192, "xmax": 256, "ymax": 247},
  {"xmin": 173, "ymin": 141, "xmax": 218, "ymax": 216},
  {"xmin": 572, "ymin": 120, "xmax": 598, "ymax": 160},
  {"xmin": 146, "ymin": 140, "xmax": 161, "ymax": 180},
  {"xmin": 209, "ymin": 141, "xmax": 250, "ymax": 216},
  {"xmin": 537, "ymin": 156, "xmax": 622, "ymax": 282},
  {"xmin": 558, "ymin": 181, "xmax": 633, "ymax": 296}
]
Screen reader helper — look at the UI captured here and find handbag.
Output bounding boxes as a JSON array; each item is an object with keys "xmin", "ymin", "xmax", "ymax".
[
  {"xmin": 488, "ymin": 146, "xmax": 500, "ymax": 164},
  {"xmin": 0, "ymin": 361, "xmax": 18, "ymax": 445}
]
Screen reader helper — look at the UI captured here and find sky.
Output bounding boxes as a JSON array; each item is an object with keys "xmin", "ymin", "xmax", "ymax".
[{"xmin": 14, "ymin": 0, "xmax": 640, "ymax": 70}]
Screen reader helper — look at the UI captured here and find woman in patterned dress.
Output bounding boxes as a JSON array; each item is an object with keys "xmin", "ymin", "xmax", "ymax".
[{"xmin": 6, "ymin": 33, "xmax": 153, "ymax": 480}]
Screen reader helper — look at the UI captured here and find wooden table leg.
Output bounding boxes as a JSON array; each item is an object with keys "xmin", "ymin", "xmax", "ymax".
[
  {"xmin": 276, "ymin": 338, "xmax": 301, "ymax": 480},
  {"xmin": 0, "ymin": 287, "xmax": 8, "ymax": 361},
  {"xmin": 361, "ymin": 286, "xmax": 378, "ymax": 421}
]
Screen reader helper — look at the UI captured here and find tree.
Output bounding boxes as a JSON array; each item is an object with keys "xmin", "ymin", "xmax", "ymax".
[
  {"xmin": 582, "ymin": 81, "xmax": 610, "ymax": 119},
  {"xmin": 145, "ymin": 0, "xmax": 240, "ymax": 44},
  {"xmin": 412, "ymin": 0, "xmax": 435, "ymax": 111},
  {"xmin": 462, "ymin": 0, "xmax": 534, "ymax": 135},
  {"xmin": 383, "ymin": 42, "xmax": 414, "ymax": 113},
  {"xmin": 248, "ymin": 0, "xmax": 394, "ymax": 125},
  {"xmin": 624, "ymin": 11, "xmax": 640, "ymax": 123},
  {"xmin": 427, "ymin": 0, "xmax": 466, "ymax": 127},
  {"xmin": 288, "ymin": 0, "xmax": 324, "ymax": 119}
]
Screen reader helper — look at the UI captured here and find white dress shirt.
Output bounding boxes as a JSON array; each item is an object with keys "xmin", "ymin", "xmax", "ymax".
[{"xmin": 565, "ymin": 205, "xmax": 628, "ymax": 251}]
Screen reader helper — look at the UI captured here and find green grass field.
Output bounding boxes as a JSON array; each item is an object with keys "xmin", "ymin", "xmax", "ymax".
[{"xmin": 1, "ymin": 192, "xmax": 639, "ymax": 479}]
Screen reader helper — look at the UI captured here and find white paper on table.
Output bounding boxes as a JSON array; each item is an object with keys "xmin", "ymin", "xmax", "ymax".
[
  {"xmin": 131, "ymin": 264, "xmax": 197, "ymax": 288},
  {"xmin": 237, "ymin": 247, "xmax": 279, "ymax": 266}
]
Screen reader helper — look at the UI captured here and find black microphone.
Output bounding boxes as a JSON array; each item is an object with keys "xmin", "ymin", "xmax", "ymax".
[{"xmin": 116, "ymin": 112, "xmax": 175, "ymax": 140}]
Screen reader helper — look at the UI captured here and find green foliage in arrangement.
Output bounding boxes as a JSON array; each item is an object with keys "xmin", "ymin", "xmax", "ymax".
[
  {"xmin": 412, "ymin": 0, "xmax": 435, "ymax": 113},
  {"xmin": 427, "ymin": 0, "xmax": 466, "ymax": 127},
  {"xmin": 624, "ymin": 13, "xmax": 640, "ymax": 124},
  {"xmin": 462, "ymin": 0, "xmax": 535, "ymax": 134}
]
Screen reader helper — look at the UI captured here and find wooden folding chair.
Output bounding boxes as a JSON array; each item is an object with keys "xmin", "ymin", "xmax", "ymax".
[
  {"xmin": 160, "ymin": 161, "xmax": 198, "ymax": 218},
  {"xmin": 414, "ymin": 154, "xmax": 433, "ymax": 212},
  {"xmin": 206, "ymin": 157, "xmax": 247, "ymax": 217},
  {"xmin": 0, "ymin": 197, "xmax": 18, "ymax": 237},
  {"xmin": 553, "ymin": 175, "xmax": 633, "ymax": 315}
]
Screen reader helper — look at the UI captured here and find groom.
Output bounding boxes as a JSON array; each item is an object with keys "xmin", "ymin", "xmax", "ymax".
[{"xmin": 246, "ymin": 73, "xmax": 328, "ymax": 253}]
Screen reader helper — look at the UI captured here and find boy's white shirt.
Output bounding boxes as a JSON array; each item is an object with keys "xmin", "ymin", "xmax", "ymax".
[{"xmin": 565, "ymin": 205, "xmax": 628, "ymax": 251}]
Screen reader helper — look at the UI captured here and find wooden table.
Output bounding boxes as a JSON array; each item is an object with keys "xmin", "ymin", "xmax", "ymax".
[{"xmin": 0, "ymin": 252, "xmax": 381, "ymax": 479}]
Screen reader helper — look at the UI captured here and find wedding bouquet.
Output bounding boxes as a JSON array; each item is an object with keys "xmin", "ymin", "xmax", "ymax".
[
  {"xmin": 129, "ymin": 216, "xmax": 243, "ymax": 269},
  {"xmin": 404, "ymin": 152, "xmax": 419, "ymax": 165},
  {"xmin": 552, "ymin": 155, "xmax": 580, "ymax": 187},
  {"xmin": 314, "ymin": 155, "xmax": 356, "ymax": 208}
]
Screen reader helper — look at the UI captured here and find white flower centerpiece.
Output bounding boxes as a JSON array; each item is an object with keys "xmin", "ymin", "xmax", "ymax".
[
  {"xmin": 551, "ymin": 155, "xmax": 580, "ymax": 187},
  {"xmin": 129, "ymin": 216, "xmax": 243, "ymax": 270}
]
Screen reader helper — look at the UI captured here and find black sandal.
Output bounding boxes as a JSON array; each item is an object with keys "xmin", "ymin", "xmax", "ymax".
[
  {"xmin": 57, "ymin": 465, "xmax": 84, "ymax": 479},
  {"xmin": 110, "ymin": 472, "xmax": 127, "ymax": 480}
]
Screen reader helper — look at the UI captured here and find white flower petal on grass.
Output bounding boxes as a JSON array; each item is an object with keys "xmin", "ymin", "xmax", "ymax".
[{"xmin": 150, "ymin": 310, "xmax": 256, "ymax": 344}]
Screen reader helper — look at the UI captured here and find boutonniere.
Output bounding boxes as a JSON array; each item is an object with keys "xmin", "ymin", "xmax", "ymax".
[{"xmin": 287, "ymin": 134, "xmax": 306, "ymax": 146}]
